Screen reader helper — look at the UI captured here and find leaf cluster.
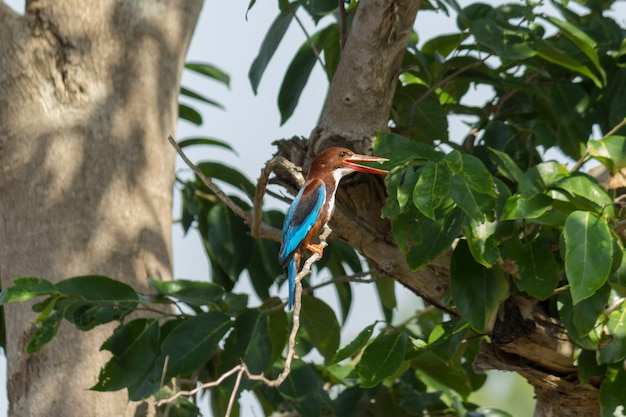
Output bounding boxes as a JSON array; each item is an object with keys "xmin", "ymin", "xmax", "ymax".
[
  {"xmin": 2, "ymin": 0, "xmax": 626, "ymax": 416},
  {"xmin": 373, "ymin": 0, "xmax": 626, "ymax": 413}
]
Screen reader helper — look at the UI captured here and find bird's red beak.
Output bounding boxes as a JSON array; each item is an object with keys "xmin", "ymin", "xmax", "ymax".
[{"xmin": 344, "ymin": 154, "xmax": 389, "ymax": 174}]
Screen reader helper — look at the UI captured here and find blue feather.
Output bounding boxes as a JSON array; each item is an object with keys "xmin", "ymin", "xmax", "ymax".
[
  {"xmin": 278, "ymin": 180, "xmax": 326, "ymax": 265},
  {"xmin": 287, "ymin": 256, "xmax": 297, "ymax": 309}
]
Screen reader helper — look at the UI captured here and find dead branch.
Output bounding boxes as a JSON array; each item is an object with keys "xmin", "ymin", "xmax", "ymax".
[{"xmin": 168, "ymin": 135, "xmax": 282, "ymax": 242}]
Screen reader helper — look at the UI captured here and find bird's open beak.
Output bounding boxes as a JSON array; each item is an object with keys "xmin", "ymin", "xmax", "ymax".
[{"xmin": 344, "ymin": 154, "xmax": 389, "ymax": 174}]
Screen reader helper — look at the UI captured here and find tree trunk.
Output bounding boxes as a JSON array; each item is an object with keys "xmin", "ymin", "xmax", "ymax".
[
  {"xmin": 276, "ymin": 0, "xmax": 600, "ymax": 415},
  {"xmin": 0, "ymin": 1, "xmax": 202, "ymax": 416}
]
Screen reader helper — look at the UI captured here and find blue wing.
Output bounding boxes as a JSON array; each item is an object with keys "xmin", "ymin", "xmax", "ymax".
[{"xmin": 278, "ymin": 179, "xmax": 326, "ymax": 266}]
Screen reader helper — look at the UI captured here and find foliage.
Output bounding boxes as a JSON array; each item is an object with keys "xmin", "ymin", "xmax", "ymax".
[{"xmin": 2, "ymin": 0, "xmax": 626, "ymax": 416}]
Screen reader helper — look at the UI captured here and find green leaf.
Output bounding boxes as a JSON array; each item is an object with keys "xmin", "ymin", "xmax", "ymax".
[
  {"xmin": 315, "ymin": 239, "xmax": 360, "ymax": 322},
  {"xmin": 177, "ymin": 137, "xmax": 237, "ymax": 154},
  {"xmin": 373, "ymin": 132, "xmax": 443, "ymax": 166},
  {"xmin": 557, "ymin": 174, "xmax": 615, "ymax": 215},
  {"xmin": 536, "ymin": 39, "xmax": 603, "ymax": 88},
  {"xmin": 559, "ymin": 285, "xmax": 610, "ymax": 342},
  {"xmin": 278, "ymin": 29, "xmax": 322, "ymax": 124},
  {"xmin": 445, "ymin": 151, "xmax": 497, "ymax": 221},
  {"xmin": 599, "ymin": 366, "xmax": 626, "ymax": 417},
  {"xmin": 301, "ymin": 295, "xmax": 340, "ymax": 363},
  {"xmin": 562, "ymin": 211, "xmax": 613, "ymax": 304},
  {"xmin": 158, "ymin": 312, "xmax": 232, "ymax": 379},
  {"xmin": 488, "ymin": 148, "xmax": 538, "ymax": 196},
  {"xmin": 463, "ymin": 217, "xmax": 500, "ymax": 267},
  {"xmin": 0, "ymin": 277, "xmax": 58, "ymax": 304},
  {"xmin": 542, "ymin": 16, "xmax": 605, "ymax": 85},
  {"xmin": 411, "ymin": 351, "xmax": 476, "ymax": 399},
  {"xmin": 396, "ymin": 206, "xmax": 463, "ymax": 270},
  {"xmin": 399, "ymin": 85, "xmax": 449, "ymax": 142},
  {"xmin": 92, "ymin": 319, "xmax": 160, "ymax": 392},
  {"xmin": 358, "ymin": 332, "xmax": 408, "ymax": 388},
  {"xmin": 471, "ymin": 18, "xmax": 537, "ymax": 60},
  {"xmin": 503, "ymin": 239, "xmax": 560, "ymax": 300},
  {"xmin": 249, "ymin": 7, "xmax": 296, "ymax": 94},
  {"xmin": 330, "ymin": 323, "xmax": 376, "ymax": 365},
  {"xmin": 428, "ymin": 320, "xmax": 471, "ymax": 366},
  {"xmin": 299, "ymin": 0, "xmax": 336, "ymax": 19},
  {"xmin": 196, "ymin": 161, "xmax": 256, "ymax": 196},
  {"xmin": 249, "ymin": 240, "xmax": 282, "ymax": 300},
  {"xmin": 445, "ymin": 151, "xmax": 497, "ymax": 195},
  {"xmin": 395, "ymin": 163, "xmax": 421, "ymax": 211},
  {"xmin": 184, "ymin": 62, "xmax": 230, "ymax": 88},
  {"xmin": 56, "ymin": 275, "xmax": 138, "ymax": 329},
  {"xmin": 320, "ymin": 24, "xmax": 340, "ymax": 81},
  {"xmin": 334, "ymin": 387, "xmax": 369, "ymax": 417},
  {"xmin": 267, "ymin": 303, "xmax": 288, "ymax": 364},
  {"xmin": 502, "ymin": 193, "xmax": 553, "ymax": 220},
  {"xmin": 588, "ymin": 136, "xmax": 626, "ymax": 174},
  {"xmin": 148, "ymin": 279, "xmax": 224, "ymax": 306},
  {"xmin": 26, "ymin": 309, "xmax": 64, "ymax": 354},
  {"xmin": 450, "ymin": 240, "xmax": 509, "ymax": 332},
  {"xmin": 422, "ymin": 33, "xmax": 470, "ymax": 57},
  {"xmin": 277, "ymin": 359, "xmax": 329, "ymax": 417},
  {"xmin": 598, "ymin": 305, "xmax": 626, "ymax": 364},
  {"xmin": 610, "ymin": 249, "xmax": 626, "ymax": 296},
  {"xmin": 220, "ymin": 310, "xmax": 272, "ymax": 378},
  {"xmin": 578, "ymin": 348, "xmax": 606, "ymax": 385},
  {"xmin": 202, "ymin": 204, "xmax": 254, "ymax": 284},
  {"xmin": 375, "ymin": 276, "xmax": 396, "ymax": 312},
  {"xmin": 32, "ymin": 295, "xmax": 60, "ymax": 324},
  {"xmin": 413, "ymin": 161, "xmax": 451, "ymax": 219},
  {"xmin": 178, "ymin": 104, "xmax": 203, "ymax": 126},
  {"xmin": 526, "ymin": 161, "xmax": 569, "ymax": 188},
  {"xmin": 179, "ymin": 87, "xmax": 224, "ymax": 109},
  {"xmin": 219, "ymin": 292, "xmax": 249, "ymax": 315}
]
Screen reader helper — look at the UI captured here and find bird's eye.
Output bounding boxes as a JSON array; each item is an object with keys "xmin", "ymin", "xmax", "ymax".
[{"xmin": 339, "ymin": 151, "xmax": 347, "ymax": 158}]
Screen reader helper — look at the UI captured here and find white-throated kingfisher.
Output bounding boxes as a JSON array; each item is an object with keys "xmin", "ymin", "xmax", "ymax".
[{"xmin": 278, "ymin": 147, "xmax": 388, "ymax": 309}]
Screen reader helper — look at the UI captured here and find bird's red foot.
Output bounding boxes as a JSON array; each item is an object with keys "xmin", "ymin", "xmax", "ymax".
[{"xmin": 306, "ymin": 243, "xmax": 324, "ymax": 258}]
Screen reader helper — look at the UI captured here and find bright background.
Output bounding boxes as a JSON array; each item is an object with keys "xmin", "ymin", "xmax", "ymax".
[{"xmin": 14, "ymin": 0, "xmax": 625, "ymax": 414}]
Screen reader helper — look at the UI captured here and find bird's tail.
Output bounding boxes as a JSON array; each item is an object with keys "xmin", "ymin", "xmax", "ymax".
[{"xmin": 287, "ymin": 253, "xmax": 300, "ymax": 310}]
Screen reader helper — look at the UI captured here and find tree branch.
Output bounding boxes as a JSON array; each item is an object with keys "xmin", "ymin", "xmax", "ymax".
[
  {"xmin": 252, "ymin": 155, "xmax": 304, "ymax": 238},
  {"xmin": 168, "ymin": 135, "xmax": 282, "ymax": 242}
]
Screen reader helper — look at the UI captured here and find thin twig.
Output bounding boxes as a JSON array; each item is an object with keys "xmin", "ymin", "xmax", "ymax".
[
  {"xmin": 306, "ymin": 271, "xmax": 379, "ymax": 293},
  {"xmin": 168, "ymin": 135, "xmax": 247, "ymax": 219},
  {"xmin": 571, "ymin": 117, "xmax": 626, "ymax": 172},
  {"xmin": 252, "ymin": 155, "xmax": 301, "ymax": 238},
  {"xmin": 265, "ymin": 188, "xmax": 293, "ymax": 204},
  {"xmin": 225, "ymin": 367, "xmax": 245, "ymax": 417},
  {"xmin": 155, "ymin": 225, "xmax": 332, "ymax": 406},
  {"xmin": 605, "ymin": 117, "xmax": 626, "ymax": 138},
  {"xmin": 156, "ymin": 365, "xmax": 244, "ymax": 406},
  {"xmin": 289, "ymin": 3, "xmax": 325, "ymax": 69},
  {"xmin": 606, "ymin": 297, "xmax": 625, "ymax": 314},
  {"xmin": 168, "ymin": 135, "xmax": 282, "ymax": 242}
]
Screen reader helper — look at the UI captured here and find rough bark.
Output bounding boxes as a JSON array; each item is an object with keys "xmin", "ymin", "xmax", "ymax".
[
  {"xmin": 0, "ymin": 1, "xmax": 202, "ymax": 416},
  {"xmin": 311, "ymin": 0, "xmax": 452, "ymax": 309},
  {"xmin": 274, "ymin": 0, "xmax": 599, "ymax": 414}
]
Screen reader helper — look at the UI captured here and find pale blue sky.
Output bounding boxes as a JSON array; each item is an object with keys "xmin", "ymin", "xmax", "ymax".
[{"xmin": 7, "ymin": 0, "xmax": 625, "ymax": 415}]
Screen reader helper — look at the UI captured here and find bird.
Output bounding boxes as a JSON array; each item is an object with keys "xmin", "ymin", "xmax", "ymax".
[{"xmin": 278, "ymin": 147, "xmax": 389, "ymax": 309}]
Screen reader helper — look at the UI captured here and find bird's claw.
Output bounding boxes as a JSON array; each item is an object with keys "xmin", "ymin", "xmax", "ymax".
[{"xmin": 306, "ymin": 243, "xmax": 324, "ymax": 258}]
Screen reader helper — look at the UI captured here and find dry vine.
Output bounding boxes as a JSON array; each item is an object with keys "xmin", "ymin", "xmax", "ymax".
[{"xmin": 160, "ymin": 136, "xmax": 333, "ymax": 416}]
